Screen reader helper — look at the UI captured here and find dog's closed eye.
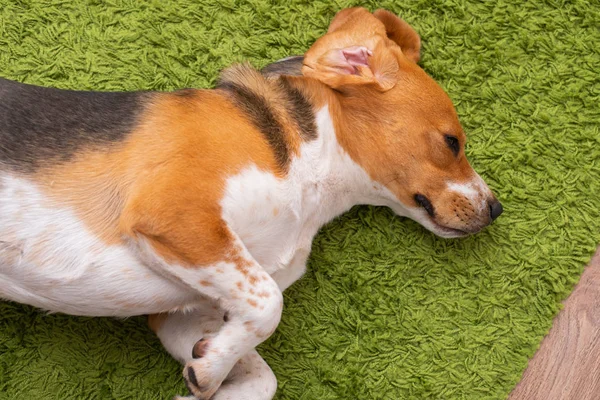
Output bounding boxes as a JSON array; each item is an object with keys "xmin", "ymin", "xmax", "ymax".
[{"xmin": 444, "ymin": 134, "xmax": 460, "ymax": 156}]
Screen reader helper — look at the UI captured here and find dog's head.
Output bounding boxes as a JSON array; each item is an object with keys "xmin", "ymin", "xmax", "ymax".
[{"xmin": 301, "ymin": 7, "xmax": 502, "ymax": 238}]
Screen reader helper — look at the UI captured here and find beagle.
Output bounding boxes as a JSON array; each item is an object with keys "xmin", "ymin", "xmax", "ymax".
[{"xmin": 0, "ymin": 7, "xmax": 502, "ymax": 400}]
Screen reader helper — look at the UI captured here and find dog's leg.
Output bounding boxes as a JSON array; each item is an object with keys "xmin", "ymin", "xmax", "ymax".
[
  {"xmin": 125, "ymin": 203, "xmax": 283, "ymax": 398},
  {"xmin": 151, "ymin": 246, "xmax": 282, "ymax": 399},
  {"xmin": 148, "ymin": 303, "xmax": 224, "ymax": 365},
  {"xmin": 270, "ymin": 249, "xmax": 310, "ymax": 292},
  {"xmin": 179, "ymin": 252, "xmax": 282, "ymax": 400},
  {"xmin": 210, "ymin": 350, "xmax": 277, "ymax": 400},
  {"xmin": 150, "ymin": 309, "xmax": 277, "ymax": 400},
  {"xmin": 139, "ymin": 234, "xmax": 282, "ymax": 399},
  {"xmin": 181, "ymin": 350, "xmax": 277, "ymax": 400}
]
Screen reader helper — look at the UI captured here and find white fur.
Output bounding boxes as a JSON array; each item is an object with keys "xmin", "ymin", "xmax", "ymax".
[
  {"xmin": 447, "ymin": 181, "xmax": 479, "ymax": 199},
  {"xmin": 0, "ymin": 174, "xmax": 197, "ymax": 316},
  {"xmin": 447, "ymin": 173, "xmax": 489, "ymax": 212},
  {"xmin": 221, "ymin": 106, "xmax": 397, "ymax": 285}
]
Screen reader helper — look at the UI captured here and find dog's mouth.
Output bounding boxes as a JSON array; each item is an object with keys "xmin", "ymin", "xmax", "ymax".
[
  {"xmin": 429, "ymin": 218, "xmax": 471, "ymax": 238},
  {"xmin": 387, "ymin": 201, "xmax": 476, "ymax": 238}
]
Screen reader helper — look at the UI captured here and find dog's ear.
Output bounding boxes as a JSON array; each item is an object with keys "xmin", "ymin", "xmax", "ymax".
[
  {"xmin": 302, "ymin": 7, "xmax": 399, "ymax": 92},
  {"xmin": 326, "ymin": 7, "xmax": 364, "ymax": 34},
  {"xmin": 373, "ymin": 9, "xmax": 421, "ymax": 64}
]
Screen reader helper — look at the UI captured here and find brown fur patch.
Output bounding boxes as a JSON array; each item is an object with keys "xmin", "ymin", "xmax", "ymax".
[
  {"xmin": 147, "ymin": 313, "xmax": 168, "ymax": 333},
  {"xmin": 373, "ymin": 9, "xmax": 421, "ymax": 63},
  {"xmin": 244, "ymin": 321, "xmax": 254, "ymax": 332},
  {"xmin": 248, "ymin": 275, "xmax": 259, "ymax": 286},
  {"xmin": 218, "ymin": 65, "xmax": 317, "ymax": 171},
  {"xmin": 247, "ymin": 299, "xmax": 258, "ymax": 308}
]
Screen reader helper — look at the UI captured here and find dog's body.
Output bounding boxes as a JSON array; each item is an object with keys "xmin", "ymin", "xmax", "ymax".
[{"xmin": 0, "ymin": 8, "xmax": 502, "ymax": 400}]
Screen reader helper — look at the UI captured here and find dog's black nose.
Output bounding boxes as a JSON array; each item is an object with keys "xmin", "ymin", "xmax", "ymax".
[{"xmin": 489, "ymin": 199, "xmax": 503, "ymax": 221}]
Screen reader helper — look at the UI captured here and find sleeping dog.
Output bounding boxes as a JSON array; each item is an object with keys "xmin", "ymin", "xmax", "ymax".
[{"xmin": 0, "ymin": 7, "xmax": 502, "ymax": 400}]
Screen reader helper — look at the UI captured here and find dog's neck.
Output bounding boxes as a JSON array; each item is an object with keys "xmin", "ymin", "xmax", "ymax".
[
  {"xmin": 278, "ymin": 75, "xmax": 397, "ymax": 224},
  {"xmin": 262, "ymin": 55, "xmax": 393, "ymax": 165}
]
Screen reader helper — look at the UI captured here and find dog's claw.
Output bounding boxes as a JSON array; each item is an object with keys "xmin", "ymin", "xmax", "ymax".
[
  {"xmin": 187, "ymin": 366, "xmax": 199, "ymax": 387},
  {"xmin": 183, "ymin": 362, "xmax": 221, "ymax": 400},
  {"xmin": 192, "ymin": 338, "xmax": 208, "ymax": 359}
]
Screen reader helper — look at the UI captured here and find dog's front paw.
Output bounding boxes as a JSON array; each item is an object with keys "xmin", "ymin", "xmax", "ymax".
[{"xmin": 183, "ymin": 355, "xmax": 229, "ymax": 400}]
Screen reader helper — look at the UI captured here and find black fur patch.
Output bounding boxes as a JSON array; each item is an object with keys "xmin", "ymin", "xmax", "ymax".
[
  {"xmin": 173, "ymin": 88, "xmax": 198, "ymax": 98},
  {"xmin": 0, "ymin": 77, "xmax": 148, "ymax": 172},
  {"xmin": 260, "ymin": 56, "xmax": 304, "ymax": 78},
  {"xmin": 279, "ymin": 78, "xmax": 317, "ymax": 141},
  {"xmin": 218, "ymin": 80, "xmax": 291, "ymax": 169}
]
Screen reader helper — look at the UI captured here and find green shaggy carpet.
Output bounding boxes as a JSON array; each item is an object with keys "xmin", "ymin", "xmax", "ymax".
[{"xmin": 1, "ymin": 0, "xmax": 599, "ymax": 399}]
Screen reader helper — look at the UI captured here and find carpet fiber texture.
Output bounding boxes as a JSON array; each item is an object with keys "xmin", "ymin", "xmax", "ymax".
[{"xmin": 1, "ymin": 0, "xmax": 599, "ymax": 399}]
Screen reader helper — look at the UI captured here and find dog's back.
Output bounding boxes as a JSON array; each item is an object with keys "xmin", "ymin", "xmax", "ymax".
[{"xmin": 0, "ymin": 78, "xmax": 148, "ymax": 173}]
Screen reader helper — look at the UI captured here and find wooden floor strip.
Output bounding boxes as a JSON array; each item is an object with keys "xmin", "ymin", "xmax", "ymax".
[{"xmin": 508, "ymin": 249, "xmax": 600, "ymax": 400}]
